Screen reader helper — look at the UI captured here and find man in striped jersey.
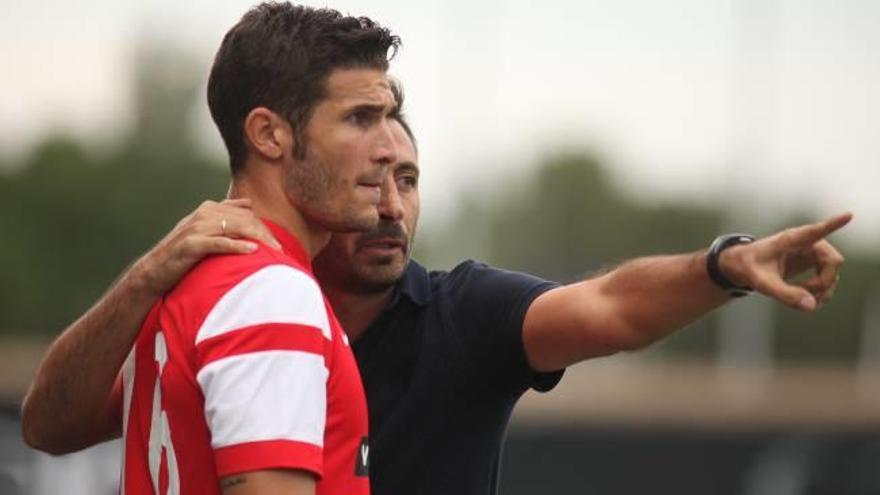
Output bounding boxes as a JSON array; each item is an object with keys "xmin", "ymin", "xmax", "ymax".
[{"xmin": 24, "ymin": 3, "xmax": 400, "ymax": 494}]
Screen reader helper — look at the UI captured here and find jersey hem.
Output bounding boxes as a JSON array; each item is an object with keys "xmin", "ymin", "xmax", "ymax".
[{"xmin": 214, "ymin": 439, "xmax": 324, "ymax": 480}]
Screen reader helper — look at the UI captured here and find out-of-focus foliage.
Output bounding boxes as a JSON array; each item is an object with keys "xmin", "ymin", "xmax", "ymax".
[
  {"xmin": 430, "ymin": 152, "xmax": 880, "ymax": 362},
  {"xmin": 1, "ymin": 46, "xmax": 876, "ymax": 363},
  {"xmin": 0, "ymin": 48, "xmax": 229, "ymax": 336},
  {"xmin": 485, "ymin": 152, "xmax": 723, "ymax": 280}
]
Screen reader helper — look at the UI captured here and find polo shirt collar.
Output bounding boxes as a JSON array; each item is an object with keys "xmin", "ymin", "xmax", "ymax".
[
  {"xmin": 395, "ymin": 259, "xmax": 432, "ymax": 307},
  {"xmin": 261, "ymin": 218, "xmax": 312, "ymax": 269}
]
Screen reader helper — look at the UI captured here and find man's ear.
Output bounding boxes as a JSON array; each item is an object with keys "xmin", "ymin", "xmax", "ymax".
[{"xmin": 243, "ymin": 107, "xmax": 293, "ymax": 161}]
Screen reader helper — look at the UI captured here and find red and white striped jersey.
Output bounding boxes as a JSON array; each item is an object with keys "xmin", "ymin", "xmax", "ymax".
[{"xmin": 120, "ymin": 220, "xmax": 370, "ymax": 495}]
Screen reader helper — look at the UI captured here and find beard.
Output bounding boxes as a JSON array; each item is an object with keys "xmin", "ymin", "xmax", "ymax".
[
  {"xmin": 315, "ymin": 220, "xmax": 416, "ymax": 296},
  {"xmin": 284, "ymin": 145, "xmax": 378, "ymax": 233}
]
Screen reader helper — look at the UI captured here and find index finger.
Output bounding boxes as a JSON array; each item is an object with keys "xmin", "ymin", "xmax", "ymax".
[
  {"xmin": 778, "ymin": 212, "xmax": 853, "ymax": 248},
  {"xmin": 240, "ymin": 220, "xmax": 283, "ymax": 251},
  {"xmin": 214, "ymin": 208, "xmax": 282, "ymax": 251}
]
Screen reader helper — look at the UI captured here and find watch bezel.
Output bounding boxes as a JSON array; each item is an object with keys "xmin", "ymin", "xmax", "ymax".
[{"xmin": 707, "ymin": 233, "xmax": 756, "ymax": 297}]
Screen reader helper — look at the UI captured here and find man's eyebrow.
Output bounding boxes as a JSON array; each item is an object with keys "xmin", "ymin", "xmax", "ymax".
[
  {"xmin": 396, "ymin": 162, "xmax": 420, "ymax": 175},
  {"xmin": 348, "ymin": 102, "xmax": 394, "ymax": 115}
]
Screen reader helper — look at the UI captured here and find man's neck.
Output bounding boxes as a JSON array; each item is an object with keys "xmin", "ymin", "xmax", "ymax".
[
  {"xmin": 323, "ymin": 285, "xmax": 395, "ymax": 342},
  {"xmin": 228, "ymin": 173, "xmax": 330, "ymax": 259}
]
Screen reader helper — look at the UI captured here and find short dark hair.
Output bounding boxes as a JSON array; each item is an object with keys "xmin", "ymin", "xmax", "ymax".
[
  {"xmin": 388, "ymin": 77, "xmax": 417, "ymax": 154},
  {"xmin": 208, "ymin": 2, "xmax": 401, "ymax": 173}
]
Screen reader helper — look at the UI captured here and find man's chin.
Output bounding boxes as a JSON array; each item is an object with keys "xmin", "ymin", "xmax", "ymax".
[
  {"xmin": 352, "ymin": 257, "xmax": 406, "ymax": 289},
  {"xmin": 352, "ymin": 272, "xmax": 402, "ymax": 294},
  {"xmin": 358, "ymin": 244, "xmax": 406, "ymax": 260}
]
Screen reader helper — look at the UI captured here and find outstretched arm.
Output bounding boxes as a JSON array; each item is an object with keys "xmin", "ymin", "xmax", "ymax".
[
  {"xmin": 523, "ymin": 213, "xmax": 852, "ymax": 371},
  {"xmin": 21, "ymin": 199, "xmax": 280, "ymax": 454}
]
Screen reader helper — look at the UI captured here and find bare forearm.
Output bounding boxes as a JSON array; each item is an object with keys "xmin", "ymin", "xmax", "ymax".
[
  {"xmin": 524, "ymin": 252, "xmax": 727, "ymax": 370},
  {"xmin": 21, "ymin": 261, "xmax": 158, "ymax": 454},
  {"xmin": 21, "ymin": 199, "xmax": 280, "ymax": 454},
  {"xmin": 525, "ymin": 214, "xmax": 851, "ymax": 371},
  {"xmin": 599, "ymin": 251, "xmax": 728, "ymax": 345}
]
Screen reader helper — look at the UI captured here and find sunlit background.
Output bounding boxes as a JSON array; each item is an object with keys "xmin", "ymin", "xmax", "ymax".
[{"xmin": 1, "ymin": 0, "xmax": 878, "ymax": 494}]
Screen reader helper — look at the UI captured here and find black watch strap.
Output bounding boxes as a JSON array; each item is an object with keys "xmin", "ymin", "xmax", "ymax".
[{"xmin": 706, "ymin": 234, "xmax": 755, "ymax": 297}]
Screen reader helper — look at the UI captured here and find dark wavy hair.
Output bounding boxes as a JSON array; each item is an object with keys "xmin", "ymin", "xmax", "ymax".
[
  {"xmin": 389, "ymin": 77, "xmax": 417, "ymax": 154},
  {"xmin": 208, "ymin": 2, "xmax": 401, "ymax": 173}
]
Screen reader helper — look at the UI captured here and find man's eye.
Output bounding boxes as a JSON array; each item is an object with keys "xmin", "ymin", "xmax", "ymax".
[
  {"xmin": 397, "ymin": 175, "xmax": 418, "ymax": 189},
  {"xmin": 348, "ymin": 112, "xmax": 372, "ymax": 126}
]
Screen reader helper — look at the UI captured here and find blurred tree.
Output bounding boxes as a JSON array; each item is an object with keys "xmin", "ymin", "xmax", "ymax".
[
  {"xmin": 773, "ymin": 256, "xmax": 879, "ymax": 362},
  {"xmin": 0, "ymin": 44, "xmax": 875, "ymax": 363},
  {"xmin": 0, "ymin": 45, "xmax": 228, "ymax": 336},
  {"xmin": 485, "ymin": 152, "xmax": 723, "ymax": 281},
  {"xmin": 124, "ymin": 44, "xmax": 203, "ymax": 162},
  {"xmin": 431, "ymin": 151, "xmax": 878, "ymax": 362}
]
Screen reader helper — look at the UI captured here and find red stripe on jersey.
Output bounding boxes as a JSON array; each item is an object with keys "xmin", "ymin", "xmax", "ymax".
[
  {"xmin": 214, "ymin": 439, "xmax": 324, "ymax": 479},
  {"xmin": 196, "ymin": 323, "xmax": 326, "ymax": 369}
]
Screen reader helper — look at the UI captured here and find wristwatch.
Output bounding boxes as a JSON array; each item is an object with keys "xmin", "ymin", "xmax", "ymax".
[{"xmin": 706, "ymin": 234, "xmax": 755, "ymax": 297}]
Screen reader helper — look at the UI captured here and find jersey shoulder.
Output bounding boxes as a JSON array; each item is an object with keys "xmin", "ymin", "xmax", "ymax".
[
  {"xmin": 162, "ymin": 246, "xmax": 328, "ymax": 340},
  {"xmin": 171, "ymin": 245, "xmax": 313, "ymax": 299}
]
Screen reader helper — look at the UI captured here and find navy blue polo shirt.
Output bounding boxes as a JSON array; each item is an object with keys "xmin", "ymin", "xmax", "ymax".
[{"xmin": 352, "ymin": 259, "xmax": 564, "ymax": 495}]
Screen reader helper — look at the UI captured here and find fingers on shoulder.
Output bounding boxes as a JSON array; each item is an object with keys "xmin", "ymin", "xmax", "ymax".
[{"xmin": 179, "ymin": 235, "xmax": 257, "ymax": 258}]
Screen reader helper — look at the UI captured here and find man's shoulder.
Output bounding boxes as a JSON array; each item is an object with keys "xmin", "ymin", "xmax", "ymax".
[
  {"xmin": 423, "ymin": 259, "xmax": 556, "ymax": 306},
  {"xmin": 403, "ymin": 260, "xmax": 490, "ymax": 299},
  {"xmin": 427, "ymin": 259, "xmax": 512, "ymax": 289},
  {"xmin": 407, "ymin": 260, "xmax": 507, "ymax": 311},
  {"xmin": 162, "ymin": 244, "xmax": 331, "ymax": 344},
  {"xmin": 169, "ymin": 245, "xmax": 317, "ymax": 305},
  {"xmin": 422, "ymin": 259, "xmax": 483, "ymax": 282}
]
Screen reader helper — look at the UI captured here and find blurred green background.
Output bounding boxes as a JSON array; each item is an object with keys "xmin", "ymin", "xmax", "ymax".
[
  {"xmin": 1, "ymin": 47, "xmax": 876, "ymax": 363},
  {"xmin": 2, "ymin": 1, "xmax": 879, "ymax": 494}
]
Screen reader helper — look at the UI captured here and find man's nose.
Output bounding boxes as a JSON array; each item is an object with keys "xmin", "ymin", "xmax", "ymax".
[
  {"xmin": 371, "ymin": 118, "xmax": 399, "ymax": 167},
  {"xmin": 378, "ymin": 173, "xmax": 404, "ymax": 221}
]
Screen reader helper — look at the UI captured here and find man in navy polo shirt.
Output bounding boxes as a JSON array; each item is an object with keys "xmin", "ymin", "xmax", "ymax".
[
  {"xmin": 23, "ymin": 97, "xmax": 850, "ymax": 494},
  {"xmin": 311, "ymin": 117, "xmax": 564, "ymax": 495}
]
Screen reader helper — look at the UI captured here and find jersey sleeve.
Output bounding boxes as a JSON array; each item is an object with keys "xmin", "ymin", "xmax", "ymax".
[
  {"xmin": 192, "ymin": 264, "xmax": 331, "ymax": 479},
  {"xmin": 448, "ymin": 260, "xmax": 564, "ymax": 393}
]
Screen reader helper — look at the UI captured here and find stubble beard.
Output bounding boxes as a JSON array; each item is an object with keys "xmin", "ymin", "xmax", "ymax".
[
  {"xmin": 314, "ymin": 230, "xmax": 415, "ymax": 296},
  {"xmin": 285, "ymin": 149, "xmax": 377, "ymax": 233},
  {"xmin": 334, "ymin": 250, "xmax": 408, "ymax": 295}
]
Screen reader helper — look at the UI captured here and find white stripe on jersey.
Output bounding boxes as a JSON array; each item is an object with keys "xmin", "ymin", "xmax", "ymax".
[
  {"xmin": 195, "ymin": 264, "xmax": 332, "ymax": 344},
  {"xmin": 197, "ymin": 350, "xmax": 329, "ymax": 449},
  {"xmin": 120, "ymin": 348, "xmax": 136, "ymax": 495}
]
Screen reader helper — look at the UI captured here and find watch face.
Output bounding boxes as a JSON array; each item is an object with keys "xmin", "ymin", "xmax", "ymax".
[{"xmin": 707, "ymin": 234, "xmax": 755, "ymax": 293}]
